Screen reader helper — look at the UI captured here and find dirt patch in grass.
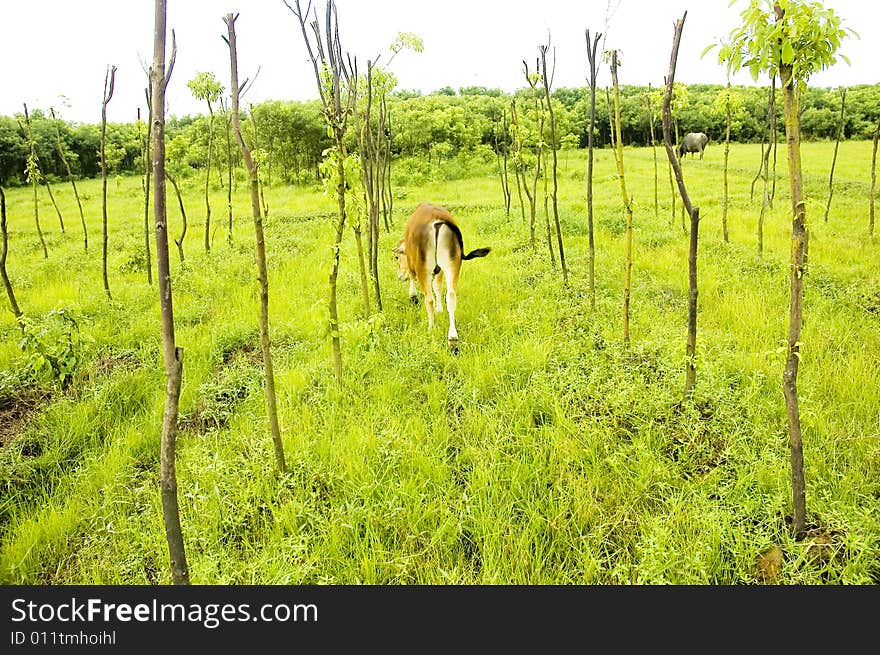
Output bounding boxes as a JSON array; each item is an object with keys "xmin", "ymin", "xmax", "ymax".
[
  {"xmin": 221, "ymin": 340, "xmax": 262, "ymax": 367},
  {"xmin": 756, "ymin": 545, "xmax": 785, "ymax": 583},
  {"xmin": 0, "ymin": 387, "xmax": 50, "ymax": 447},
  {"xmin": 858, "ymin": 285, "xmax": 880, "ymax": 315},
  {"xmin": 92, "ymin": 348, "xmax": 141, "ymax": 377},
  {"xmin": 761, "ymin": 521, "xmax": 851, "ymax": 583},
  {"xmin": 179, "ymin": 340, "xmax": 265, "ymax": 434}
]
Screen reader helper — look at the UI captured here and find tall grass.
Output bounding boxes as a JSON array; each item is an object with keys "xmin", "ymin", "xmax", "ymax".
[{"xmin": 0, "ymin": 141, "xmax": 877, "ymax": 584}]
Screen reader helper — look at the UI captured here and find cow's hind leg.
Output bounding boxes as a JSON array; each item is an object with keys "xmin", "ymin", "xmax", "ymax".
[
  {"xmin": 445, "ymin": 266, "xmax": 460, "ymax": 352},
  {"xmin": 415, "ymin": 267, "xmax": 435, "ymax": 331},
  {"xmin": 432, "ymin": 270, "xmax": 445, "ymax": 313}
]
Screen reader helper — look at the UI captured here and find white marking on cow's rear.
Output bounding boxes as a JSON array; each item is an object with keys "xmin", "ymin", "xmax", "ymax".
[{"xmin": 393, "ymin": 203, "xmax": 490, "ymax": 349}]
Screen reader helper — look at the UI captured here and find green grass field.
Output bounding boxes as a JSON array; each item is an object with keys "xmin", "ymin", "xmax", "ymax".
[{"xmin": 1, "ymin": 140, "xmax": 878, "ymax": 584}]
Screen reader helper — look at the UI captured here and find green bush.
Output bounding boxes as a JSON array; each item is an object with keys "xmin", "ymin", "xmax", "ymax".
[{"xmin": 17, "ymin": 309, "xmax": 90, "ymax": 389}]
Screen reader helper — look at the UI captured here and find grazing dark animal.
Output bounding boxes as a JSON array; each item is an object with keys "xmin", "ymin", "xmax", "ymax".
[
  {"xmin": 392, "ymin": 202, "xmax": 491, "ymax": 350},
  {"xmin": 679, "ymin": 132, "xmax": 709, "ymax": 160}
]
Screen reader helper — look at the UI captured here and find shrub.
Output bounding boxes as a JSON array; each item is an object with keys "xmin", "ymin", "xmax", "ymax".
[{"xmin": 17, "ymin": 309, "xmax": 91, "ymax": 389}]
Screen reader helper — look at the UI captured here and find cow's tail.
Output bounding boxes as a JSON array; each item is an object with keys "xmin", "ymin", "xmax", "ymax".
[
  {"xmin": 463, "ymin": 247, "xmax": 491, "ymax": 260},
  {"xmin": 433, "ymin": 220, "xmax": 491, "ymax": 273}
]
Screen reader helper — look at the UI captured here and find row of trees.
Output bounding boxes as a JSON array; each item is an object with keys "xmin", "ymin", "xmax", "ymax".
[{"xmin": 3, "ymin": 82, "xmax": 879, "ymax": 186}]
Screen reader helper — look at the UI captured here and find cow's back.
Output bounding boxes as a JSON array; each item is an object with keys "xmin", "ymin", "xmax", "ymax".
[
  {"xmin": 404, "ymin": 203, "xmax": 459, "ymax": 268},
  {"xmin": 406, "ymin": 203, "xmax": 455, "ymax": 232}
]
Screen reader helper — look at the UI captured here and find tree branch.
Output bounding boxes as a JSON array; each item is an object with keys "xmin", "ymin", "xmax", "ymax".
[{"xmin": 661, "ymin": 13, "xmax": 696, "ymax": 219}]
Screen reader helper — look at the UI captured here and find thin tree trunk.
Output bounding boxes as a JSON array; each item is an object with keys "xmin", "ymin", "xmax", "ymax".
[
  {"xmin": 524, "ymin": 61, "xmax": 545, "ymax": 251},
  {"xmin": 21, "ymin": 104, "xmax": 48, "ymax": 260},
  {"xmin": 167, "ymin": 170, "xmax": 187, "ymax": 262},
  {"xmin": 870, "ymin": 115, "xmax": 879, "ymax": 237},
  {"xmin": 722, "ymin": 82, "xmax": 731, "ymax": 243},
  {"xmin": 50, "ymin": 109, "xmax": 88, "ymax": 251},
  {"xmin": 495, "ymin": 109, "xmax": 511, "ymax": 218},
  {"xmin": 776, "ymin": 8, "xmax": 808, "ymax": 539},
  {"xmin": 540, "ymin": 43, "xmax": 566, "ymax": 286},
  {"xmin": 372, "ymin": 96, "xmax": 384, "ymax": 304},
  {"xmin": 684, "ymin": 206, "xmax": 700, "ymax": 396},
  {"xmin": 43, "ymin": 177, "xmax": 64, "ymax": 233},
  {"xmin": 541, "ymin": 149, "xmax": 555, "ymax": 267},
  {"xmin": 30, "ymin": 169, "xmax": 46, "ymax": 260},
  {"xmin": 674, "ymin": 115, "xmax": 684, "ymax": 233},
  {"xmin": 31, "ymin": 175, "xmax": 47, "ymax": 261},
  {"xmin": 100, "ymin": 66, "xmax": 116, "ymax": 300},
  {"xmin": 668, "ymin": 154, "xmax": 676, "ymax": 226},
  {"xmin": 758, "ymin": 126, "xmax": 772, "ymax": 256},
  {"xmin": 349, "ymin": 84, "xmax": 371, "ymax": 320},
  {"xmin": 646, "ymin": 84, "xmax": 659, "ymax": 221},
  {"xmin": 0, "ymin": 185, "xmax": 22, "ymax": 319},
  {"xmin": 382, "ymin": 94, "xmax": 393, "ymax": 231},
  {"xmin": 285, "ymin": 0, "xmax": 355, "ymax": 385},
  {"xmin": 527, "ymin": 142, "xmax": 539, "ymax": 248},
  {"xmin": 225, "ymin": 12, "xmax": 286, "ymax": 473},
  {"xmin": 358, "ymin": 62, "xmax": 381, "ymax": 313},
  {"xmin": 751, "ymin": 128, "xmax": 768, "ymax": 203},
  {"xmin": 142, "ymin": 89, "xmax": 154, "ymax": 285},
  {"xmin": 150, "ymin": 0, "xmax": 188, "ymax": 585},
  {"xmin": 249, "ymin": 106, "xmax": 269, "ymax": 218},
  {"xmin": 609, "ymin": 51, "xmax": 633, "ymax": 348},
  {"xmin": 769, "ymin": 75, "xmax": 778, "ymax": 208},
  {"xmin": 605, "ymin": 87, "xmax": 615, "ymax": 151},
  {"xmin": 225, "ymin": 107, "xmax": 234, "ymax": 244},
  {"xmin": 823, "ymin": 87, "xmax": 846, "ymax": 223},
  {"xmin": 24, "ymin": 107, "xmax": 65, "ymax": 235},
  {"xmin": 586, "ymin": 30, "xmax": 601, "ymax": 309},
  {"xmin": 329, "ymin": 156, "xmax": 346, "ymax": 383},
  {"xmin": 662, "ymin": 13, "xmax": 701, "ymax": 400},
  {"xmin": 509, "ymin": 99, "xmax": 528, "ymax": 227},
  {"xmin": 353, "ymin": 222, "xmax": 371, "ymax": 318},
  {"xmin": 205, "ymin": 103, "xmax": 214, "ymax": 253}
]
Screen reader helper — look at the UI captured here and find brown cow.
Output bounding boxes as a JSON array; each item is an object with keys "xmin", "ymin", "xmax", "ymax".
[{"xmin": 392, "ymin": 202, "xmax": 490, "ymax": 349}]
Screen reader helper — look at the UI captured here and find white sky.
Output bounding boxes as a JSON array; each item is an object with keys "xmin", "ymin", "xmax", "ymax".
[{"xmin": 2, "ymin": 0, "xmax": 875, "ymax": 125}]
